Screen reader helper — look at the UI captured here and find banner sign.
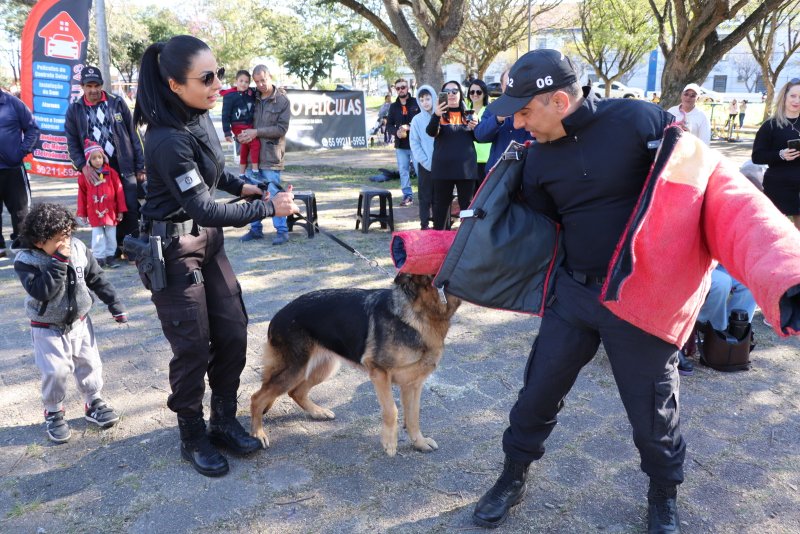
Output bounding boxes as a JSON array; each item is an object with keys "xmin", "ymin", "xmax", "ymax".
[
  {"xmin": 20, "ymin": 0, "xmax": 92, "ymax": 178},
  {"xmin": 285, "ymin": 90, "xmax": 367, "ymax": 151}
]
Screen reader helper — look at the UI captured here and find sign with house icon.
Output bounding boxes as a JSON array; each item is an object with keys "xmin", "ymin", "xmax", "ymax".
[
  {"xmin": 20, "ymin": 0, "xmax": 91, "ymax": 178},
  {"xmin": 38, "ymin": 11, "xmax": 86, "ymax": 61}
]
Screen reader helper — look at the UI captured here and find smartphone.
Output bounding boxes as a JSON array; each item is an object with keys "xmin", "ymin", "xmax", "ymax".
[
  {"xmin": 788, "ymin": 139, "xmax": 800, "ymax": 151},
  {"xmin": 438, "ymin": 91, "xmax": 448, "ymax": 107},
  {"xmin": 465, "ymin": 110, "xmax": 475, "ymax": 121}
]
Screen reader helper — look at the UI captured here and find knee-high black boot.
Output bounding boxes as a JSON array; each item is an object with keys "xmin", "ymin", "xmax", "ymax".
[
  {"xmin": 207, "ymin": 394, "xmax": 262, "ymax": 455},
  {"xmin": 473, "ymin": 456, "xmax": 530, "ymax": 528},
  {"xmin": 177, "ymin": 415, "xmax": 229, "ymax": 477}
]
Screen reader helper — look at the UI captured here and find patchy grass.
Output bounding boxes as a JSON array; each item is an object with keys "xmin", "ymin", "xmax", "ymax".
[
  {"xmin": 5, "ymin": 498, "xmax": 42, "ymax": 519},
  {"xmin": 284, "ymin": 165, "xmax": 383, "ymax": 185}
]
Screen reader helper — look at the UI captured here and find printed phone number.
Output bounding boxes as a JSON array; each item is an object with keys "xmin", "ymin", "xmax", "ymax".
[{"xmin": 320, "ymin": 136, "xmax": 366, "ymax": 148}]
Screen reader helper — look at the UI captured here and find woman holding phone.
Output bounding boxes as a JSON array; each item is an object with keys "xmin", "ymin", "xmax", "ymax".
[
  {"xmin": 426, "ymin": 81, "xmax": 479, "ymax": 230},
  {"xmin": 467, "ymin": 79, "xmax": 491, "ymax": 189},
  {"xmin": 752, "ymin": 78, "xmax": 800, "ymax": 230}
]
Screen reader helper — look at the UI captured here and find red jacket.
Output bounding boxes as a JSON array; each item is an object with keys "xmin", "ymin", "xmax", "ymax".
[
  {"xmin": 602, "ymin": 127, "xmax": 800, "ymax": 346},
  {"xmin": 76, "ymin": 164, "xmax": 127, "ymax": 227}
]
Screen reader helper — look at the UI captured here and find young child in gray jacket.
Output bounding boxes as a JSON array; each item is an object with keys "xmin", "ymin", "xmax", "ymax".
[
  {"xmin": 410, "ymin": 84, "xmax": 436, "ymax": 229},
  {"xmin": 14, "ymin": 203, "xmax": 127, "ymax": 443}
]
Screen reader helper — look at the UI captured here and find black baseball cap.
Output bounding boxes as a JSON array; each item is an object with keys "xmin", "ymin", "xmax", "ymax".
[
  {"xmin": 80, "ymin": 66, "xmax": 103, "ymax": 85},
  {"xmin": 487, "ymin": 49, "xmax": 578, "ymax": 116}
]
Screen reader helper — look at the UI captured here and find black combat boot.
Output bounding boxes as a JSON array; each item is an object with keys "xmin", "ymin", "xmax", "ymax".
[
  {"xmin": 472, "ymin": 456, "xmax": 530, "ymax": 528},
  {"xmin": 647, "ymin": 481, "xmax": 681, "ymax": 533},
  {"xmin": 207, "ymin": 394, "xmax": 262, "ymax": 455},
  {"xmin": 177, "ymin": 415, "xmax": 229, "ymax": 477}
]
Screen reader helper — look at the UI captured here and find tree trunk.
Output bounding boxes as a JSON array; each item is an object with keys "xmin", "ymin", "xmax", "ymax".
[{"xmin": 763, "ymin": 79, "xmax": 776, "ymax": 122}]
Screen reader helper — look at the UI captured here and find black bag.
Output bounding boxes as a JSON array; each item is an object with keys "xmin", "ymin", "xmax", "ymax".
[
  {"xmin": 433, "ymin": 141, "xmax": 563, "ymax": 314},
  {"xmin": 699, "ymin": 321, "xmax": 751, "ymax": 372}
]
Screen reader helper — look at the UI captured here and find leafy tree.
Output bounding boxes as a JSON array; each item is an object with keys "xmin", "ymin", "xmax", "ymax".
[
  {"xmin": 649, "ymin": 0, "xmax": 787, "ymax": 107},
  {"xmin": 324, "ymin": 0, "xmax": 467, "ymax": 88},
  {"xmin": 186, "ymin": 0, "xmax": 278, "ymax": 73},
  {"xmin": 746, "ymin": 0, "xmax": 800, "ymax": 120},
  {"xmin": 573, "ymin": 0, "xmax": 656, "ymax": 96},
  {"xmin": 0, "ymin": 0, "xmax": 31, "ymax": 83},
  {"xmin": 278, "ymin": 26, "xmax": 346, "ymax": 89},
  {"xmin": 446, "ymin": 0, "xmax": 561, "ymax": 81}
]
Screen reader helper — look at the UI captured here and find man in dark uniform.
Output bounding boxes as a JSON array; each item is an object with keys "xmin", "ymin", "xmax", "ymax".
[
  {"xmin": 471, "ymin": 50, "xmax": 682, "ymax": 533},
  {"xmin": 65, "ymin": 66, "xmax": 145, "ymax": 262}
]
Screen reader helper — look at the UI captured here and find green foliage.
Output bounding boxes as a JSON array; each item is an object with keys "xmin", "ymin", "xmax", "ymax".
[
  {"xmin": 573, "ymin": 0, "xmax": 657, "ymax": 91},
  {"xmin": 188, "ymin": 0, "xmax": 280, "ymax": 73},
  {"xmin": 0, "ymin": 0, "xmax": 30, "ymax": 39},
  {"xmin": 272, "ymin": 4, "xmax": 370, "ymax": 90}
]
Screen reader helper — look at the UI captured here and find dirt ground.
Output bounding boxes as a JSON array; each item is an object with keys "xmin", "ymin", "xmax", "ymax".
[{"xmin": 0, "ymin": 140, "xmax": 798, "ymax": 534}]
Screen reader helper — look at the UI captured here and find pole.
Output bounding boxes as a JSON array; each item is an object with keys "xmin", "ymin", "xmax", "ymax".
[
  {"xmin": 95, "ymin": 0, "xmax": 113, "ymax": 93},
  {"xmin": 527, "ymin": 0, "xmax": 532, "ymax": 52}
]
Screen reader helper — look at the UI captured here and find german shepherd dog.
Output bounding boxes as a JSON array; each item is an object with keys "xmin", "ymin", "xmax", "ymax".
[{"xmin": 250, "ymin": 273, "xmax": 461, "ymax": 456}]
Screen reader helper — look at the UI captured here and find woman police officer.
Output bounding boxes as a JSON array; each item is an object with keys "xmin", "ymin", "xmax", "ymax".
[{"xmin": 133, "ymin": 35, "xmax": 298, "ymax": 477}]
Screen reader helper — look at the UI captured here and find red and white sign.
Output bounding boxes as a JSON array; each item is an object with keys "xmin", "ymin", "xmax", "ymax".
[{"xmin": 37, "ymin": 11, "xmax": 85, "ymax": 60}]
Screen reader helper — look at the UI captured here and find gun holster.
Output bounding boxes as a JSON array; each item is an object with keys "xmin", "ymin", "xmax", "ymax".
[{"xmin": 122, "ymin": 234, "xmax": 167, "ymax": 292}]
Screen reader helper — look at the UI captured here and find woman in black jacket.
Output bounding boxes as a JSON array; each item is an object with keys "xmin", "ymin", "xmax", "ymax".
[
  {"xmin": 752, "ymin": 78, "xmax": 800, "ymax": 231},
  {"xmin": 426, "ymin": 81, "xmax": 479, "ymax": 230},
  {"xmin": 133, "ymin": 35, "xmax": 298, "ymax": 477}
]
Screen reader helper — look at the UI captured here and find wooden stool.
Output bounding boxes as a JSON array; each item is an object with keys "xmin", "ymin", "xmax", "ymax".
[
  {"xmin": 356, "ymin": 188, "xmax": 394, "ymax": 233},
  {"xmin": 286, "ymin": 191, "xmax": 318, "ymax": 238}
]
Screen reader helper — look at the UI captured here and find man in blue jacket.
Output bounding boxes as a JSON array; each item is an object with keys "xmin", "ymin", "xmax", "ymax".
[
  {"xmin": 64, "ymin": 66, "xmax": 145, "ymax": 259},
  {"xmin": 473, "ymin": 69, "xmax": 534, "ymax": 177},
  {"xmin": 0, "ymin": 88, "xmax": 39, "ymax": 257}
]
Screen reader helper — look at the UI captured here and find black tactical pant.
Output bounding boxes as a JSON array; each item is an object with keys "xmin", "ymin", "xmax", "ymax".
[
  {"xmin": 503, "ymin": 268, "xmax": 686, "ymax": 486},
  {"xmin": 148, "ymin": 227, "xmax": 249, "ymax": 417}
]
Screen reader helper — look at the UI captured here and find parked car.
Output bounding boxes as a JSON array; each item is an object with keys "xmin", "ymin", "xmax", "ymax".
[
  {"xmin": 486, "ymin": 82, "xmax": 502, "ymax": 97},
  {"xmin": 335, "ymin": 84, "xmax": 354, "ymax": 91},
  {"xmin": 591, "ymin": 81, "xmax": 644, "ymax": 99}
]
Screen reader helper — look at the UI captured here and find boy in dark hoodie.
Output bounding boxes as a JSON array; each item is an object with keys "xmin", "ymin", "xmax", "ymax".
[
  {"xmin": 14, "ymin": 203, "xmax": 127, "ymax": 443},
  {"xmin": 221, "ymin": 70, "xmax": 260, "ymax": 179}
]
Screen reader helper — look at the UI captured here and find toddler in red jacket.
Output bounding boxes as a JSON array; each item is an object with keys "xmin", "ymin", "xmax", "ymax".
[{"xmin": 76, "ymin": 140, "xmax": 127, "ymax": 268}]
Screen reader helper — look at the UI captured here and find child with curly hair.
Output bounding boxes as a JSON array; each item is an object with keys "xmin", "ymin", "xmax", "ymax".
[{"xmin": 13, "ymin": 203, "xmax": 127, "ymax": 443}]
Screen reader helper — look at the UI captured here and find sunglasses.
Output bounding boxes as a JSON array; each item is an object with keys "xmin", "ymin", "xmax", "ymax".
[
  {"xmin": 395, "ymin": 85, "xmax": 407, "ymax": 90},
  {"xmin": 443, "ymin": 88, "xmax": 460, "ymax": 95},
  {"xmin": 189, "ymin": 67, "xmax": 225, "ymax": 87},
  {"xmin": 469, "ymin": 89, "xmax": 483, "ymax": 95}
]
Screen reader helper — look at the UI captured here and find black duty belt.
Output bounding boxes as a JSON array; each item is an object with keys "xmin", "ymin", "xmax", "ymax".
[
  {"xmin": 149, "ymin": 219, "xmax": 202, "ymax": 238},
  {"xmin": 567, "ymin": 269, "xmax": 607, "ymax": 286},
  {"xmin": 166, "ymin": 269, "xmax": 204, "ymax": 286}
]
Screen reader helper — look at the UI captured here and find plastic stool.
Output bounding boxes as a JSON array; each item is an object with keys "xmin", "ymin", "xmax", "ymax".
[
  {"xmin": 356, "ymin": 188, "xmax": 394, "ymax": 233},
  {"xmin": 286, "ymin": 191, "xmax": 318, "ymax": 238}
]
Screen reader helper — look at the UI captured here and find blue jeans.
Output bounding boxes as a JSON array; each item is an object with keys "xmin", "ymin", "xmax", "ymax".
[
  {"xmin": 395, "ymin": 148, "xmax": 413, "ymax": 198},
  {"xmin": 247, "ymin": 169, "xmax": 288, "ymax": 234},
  {"xmin": 697, "ymin": 265, "xmax": 757, "ymax": 331}
]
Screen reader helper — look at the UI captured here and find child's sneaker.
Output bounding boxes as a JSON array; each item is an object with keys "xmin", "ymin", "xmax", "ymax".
[
  {"xmin": 45, "ymin": 410, "xmax": 71, "ymax": 443},
  {"xmin": 85, "ymin": 399, "xmax": 120, "ymax": 428}
]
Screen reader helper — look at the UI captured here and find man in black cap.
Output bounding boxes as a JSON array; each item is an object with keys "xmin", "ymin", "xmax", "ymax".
[
  {"xmin": 471, "ymin": 49, "xmax": 682, "ymax": 533},
  {"xmin": 65, "ymin": 66, "xmax": 145, "ymax": 264}
]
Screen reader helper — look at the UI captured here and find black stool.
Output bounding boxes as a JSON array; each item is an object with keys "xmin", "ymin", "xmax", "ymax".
[
  {"xmin": 286, "ymin": 191, "xmax": 318, "ymax": 238},
  {"xmin": 356, "ymin": 188, "xmax": 394, "ymax": 233}
]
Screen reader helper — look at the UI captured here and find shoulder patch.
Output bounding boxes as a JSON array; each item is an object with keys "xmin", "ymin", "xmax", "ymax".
[{"xmin": 175, "ymin": 168, "xmax": 203, "ymax": 193}]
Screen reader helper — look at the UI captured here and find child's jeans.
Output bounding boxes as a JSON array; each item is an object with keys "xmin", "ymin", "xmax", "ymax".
[
  {"xmin": 32, "ymin": 316, "xmax": 104, "ymax": 412},
  {"xmin": 91, "ymin": 225, "xmax": 117, "ymax": 259},
  {"xmin": 246, "ymin": 170, "xmax": 288, "ymax": 235}
]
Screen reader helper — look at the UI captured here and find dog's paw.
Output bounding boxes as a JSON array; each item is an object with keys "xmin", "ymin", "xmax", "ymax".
[
  {"xmin": 252, "ymin": 429, "xmax": 270, "ymax": 449},
  {"xmin": 382, "ymin": 439, "xmax": 398, "ymax": 457},
  {"xmin": 411, "ymin": 436, "xmax": 439, "ymax": 452},
  {"xmin": 308, "ymin": 407, "xmax": 336, "ymax": 420}
]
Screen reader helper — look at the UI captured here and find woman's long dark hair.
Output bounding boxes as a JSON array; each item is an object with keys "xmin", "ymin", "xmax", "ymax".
[
  {"xmin": 441, "ymin": 80, "xmax": 465, "ymax": 113},
  {"xmin": 133, "ymin": 35, "xmax": 211, "ymax": 129},
  {"xmin": 467, "ymin": 79, "xmax": 489, "ymax": 108}
]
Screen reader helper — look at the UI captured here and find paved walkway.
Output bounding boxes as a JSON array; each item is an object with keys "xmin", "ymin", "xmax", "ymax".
[{"xmin": 0, "ymin": 141, "xmax": 798, "ymax": 534}]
